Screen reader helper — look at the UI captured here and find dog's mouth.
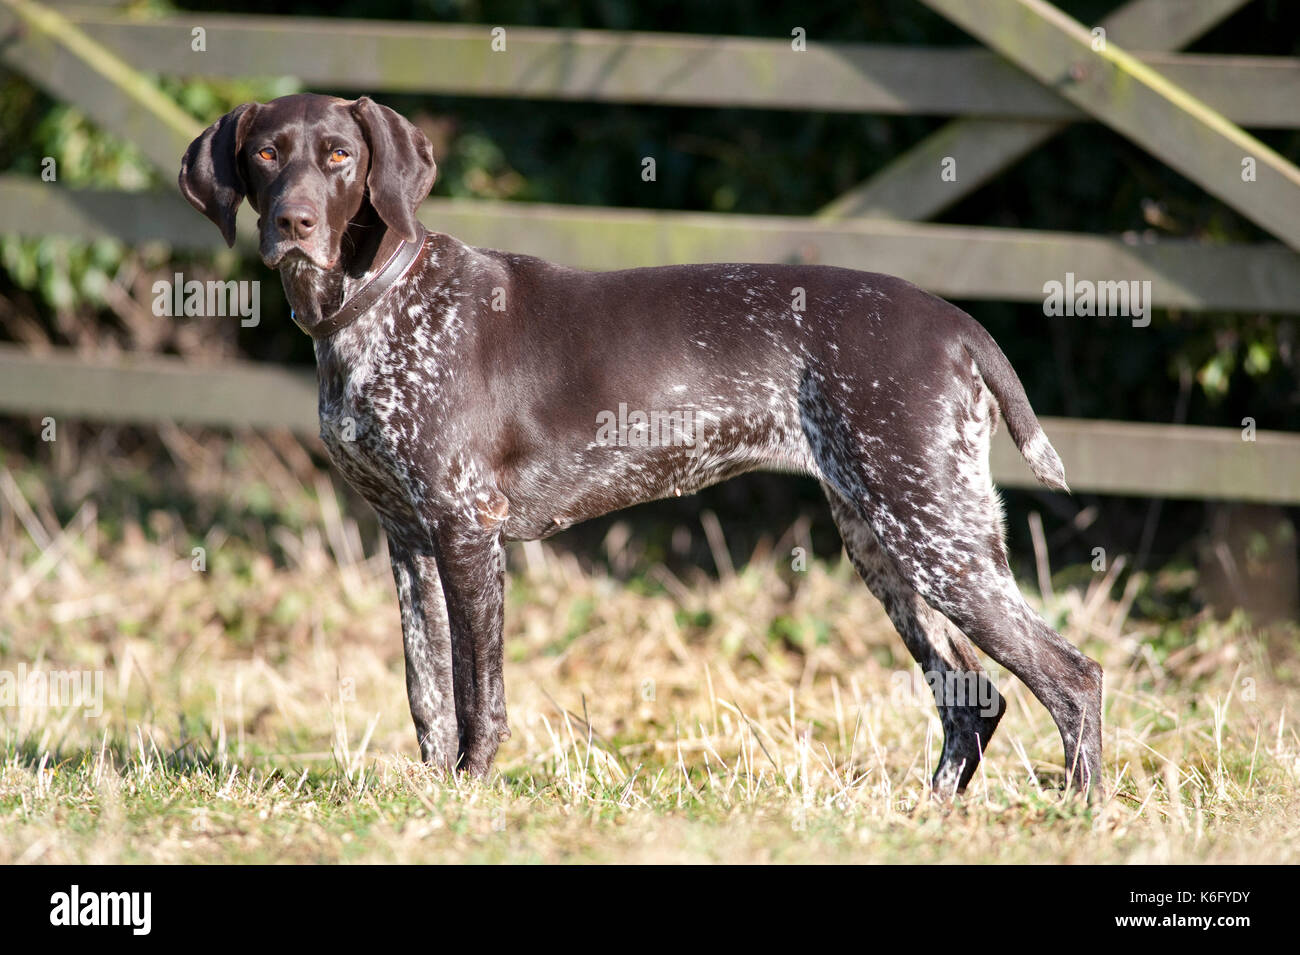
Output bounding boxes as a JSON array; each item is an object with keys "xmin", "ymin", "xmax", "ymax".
[{"xmin": 262, "ymin": 241, "xmax": 337, "ymax": 271}]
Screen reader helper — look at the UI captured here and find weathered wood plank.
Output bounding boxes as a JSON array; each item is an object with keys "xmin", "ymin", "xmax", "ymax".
[
  {"xmin": 991, "ymin": 419, "xmax": 1300, "ymax": 503},
  {"xmin": 1, "ymin": 344, "xmax": 1296, "ymax": 503},
  {"xmin": 818, "ymin": 118, "xmax": 1058, "ymax": 221},
  {"xmin": 3, "ymin": 176, "xmax": 1299, "ymax": 313},
  {"xmin": 427, "ymin": 199, "xmax": 1300, "ymax": 313},
  {"xmin": 819, "ymin": 0, "xmax": 1249, "ymax": 221},
  {"xmin": 0, "ymin": 345, "xmax": 318, "ymax": 432},
  {"xmin": 918, "ymin": 0, "xmax": 1300, "ymax": 252},
  {"xmin": 1100, "ymin": 0, "xmax": 1245, "ymax": 43},
  {"xmin": 64, "ymin": 13, "xmax": 1061, "ymax": 115},
  {"xmin": 1143, "ymin": 53, "xmax": 1300, "ymax": 129},
  {"xmin": 51, "ymin": 11, "xmax": 1300, "ymax": 127}
]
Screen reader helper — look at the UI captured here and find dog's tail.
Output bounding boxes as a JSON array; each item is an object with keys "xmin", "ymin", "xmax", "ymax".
[{"xmin": 961, "ymin": 320, "xmax": 1069, "ymax": 493}]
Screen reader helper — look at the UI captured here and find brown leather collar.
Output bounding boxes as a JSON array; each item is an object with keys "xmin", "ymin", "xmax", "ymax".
[{"xmin": 294, "ymin": 230, "xmax": 428, "ymax": 339}]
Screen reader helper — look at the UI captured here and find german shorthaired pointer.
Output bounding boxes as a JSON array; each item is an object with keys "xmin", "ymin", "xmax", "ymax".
[{"xmin": 180, "ymin": 94, "xmax": 1103, "ymax": 797}]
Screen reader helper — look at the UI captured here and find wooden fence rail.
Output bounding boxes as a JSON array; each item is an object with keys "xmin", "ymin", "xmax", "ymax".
[
  {"xmin": 2, "ymin": 344, "xmax": 1297, "ymax": 504},
  {"xmin": 5, "ymin": 176, "xmax": 1300, "ymax": 314},
  {"xmin": 46, "ymin": 12, "xmax": 1300, "ymax": 128}
]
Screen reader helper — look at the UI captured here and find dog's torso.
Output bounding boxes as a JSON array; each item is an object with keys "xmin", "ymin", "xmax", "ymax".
[{"xmin": 314, "ymin": 230, "xmax": 972, "ymax": 545}]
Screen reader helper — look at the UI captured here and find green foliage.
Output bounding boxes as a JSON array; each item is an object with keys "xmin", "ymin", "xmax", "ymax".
[
  {"xmin": 0, "ymin": 236, "xmax": 123, "ymax": 311},
  {"xmin": 20, "ymin": 105, "xmax": 152, "ymax": 189}
]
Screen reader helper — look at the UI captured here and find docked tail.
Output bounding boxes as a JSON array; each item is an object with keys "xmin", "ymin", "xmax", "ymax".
[{"xmin": 961, "ymin": 320, "xmax": 1069, "ymax": 493}]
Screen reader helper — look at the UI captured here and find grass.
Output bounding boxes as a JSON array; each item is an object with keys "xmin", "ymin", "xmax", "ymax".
[{"xmin": 1, "ymin": 431, "xmax": 1298, "ymax": 863}]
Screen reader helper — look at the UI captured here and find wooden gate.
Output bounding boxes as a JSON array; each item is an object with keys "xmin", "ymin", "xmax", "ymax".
[{"xmin": 1, "ymin": 0, "xmax": 1297, "ymax": 502}]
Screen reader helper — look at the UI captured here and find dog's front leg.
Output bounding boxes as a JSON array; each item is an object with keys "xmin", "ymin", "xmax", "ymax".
[
  {"xmin": 431, "ymin": 517, "xmax": 508, "ymax": 777},
  {"xmin": 386, "ymin": 535, "xmax": 459, "ymax": 771}
]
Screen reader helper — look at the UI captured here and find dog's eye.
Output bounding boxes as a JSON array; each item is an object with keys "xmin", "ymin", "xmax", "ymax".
[
  {"xmin": 329, "ymin": 149, "xmax": 349, "ymax": 163},
  {"xmin": 256, "ymin": 147, "xmax": 276, "ymax": 161}
]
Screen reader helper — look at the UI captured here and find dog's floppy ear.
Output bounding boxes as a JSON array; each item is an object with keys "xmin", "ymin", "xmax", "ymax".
[
  {"xmin": 351, "ymin": 97, "xmax": 436, "ymax": 242},
  {"xmin": 178, "ymin": 103, "xmax": 259, "ymax": 247}
]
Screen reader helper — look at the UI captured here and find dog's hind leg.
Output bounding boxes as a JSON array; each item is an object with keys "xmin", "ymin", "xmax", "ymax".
[
  {"xmin": 895, "ymin": 538, "xmax": 1104, "ymax": 799},
  {"xmin": 803, "ymin": 364, "xmax": 1103, "ymax": 798},
  {"xmin": 824, "ymin": 488, "xmax": 1004, "ymax": 797}
]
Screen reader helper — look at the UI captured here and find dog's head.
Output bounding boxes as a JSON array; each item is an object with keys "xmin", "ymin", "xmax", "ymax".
[{"xmin": 178, "ymin": 93, "xmax": 436, "ymax": 270}]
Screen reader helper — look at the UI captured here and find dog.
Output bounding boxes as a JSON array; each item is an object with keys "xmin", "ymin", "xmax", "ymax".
[{"xmin": 179, "ymin": 93, "xmax": 1103, "ymax": 797}]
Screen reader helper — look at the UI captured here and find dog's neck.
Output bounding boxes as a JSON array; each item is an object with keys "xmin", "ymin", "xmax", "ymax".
[{"xmin": 277, "ymin": 207, "xmax": 407, "ymax": 330}]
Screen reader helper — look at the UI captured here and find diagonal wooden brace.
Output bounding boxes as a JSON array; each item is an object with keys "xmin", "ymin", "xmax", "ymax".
[
  {"xmin": 819, "ymin": 0, "xmax": 1250, "ymax": 221},
  {"xmin": 914, "ymin": 0, "xmax": 1300, "ymax": 252},
  {"xmin": 0, "ymin": 0, "xmax": 200, "ymax": 176}
]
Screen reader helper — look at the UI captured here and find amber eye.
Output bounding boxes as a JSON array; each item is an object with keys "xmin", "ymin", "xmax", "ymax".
[
  {"xmin": 256, "ymin": 147, "xmax": 276, "ymax": 161},
  {"xmin": 329, "ymin": 148, "xmax": 349, "ymax": 163}
]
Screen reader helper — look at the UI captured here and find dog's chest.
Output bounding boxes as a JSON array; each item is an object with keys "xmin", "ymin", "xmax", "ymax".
[{"xmin": 315, "ymin": 335, "xmax": 430, "ymax": 526}]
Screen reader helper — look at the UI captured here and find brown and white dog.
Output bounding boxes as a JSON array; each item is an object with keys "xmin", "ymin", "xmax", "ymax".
[{"xmin": 179, "ymin": 93, "xmax": 1103, "ymax": 797}]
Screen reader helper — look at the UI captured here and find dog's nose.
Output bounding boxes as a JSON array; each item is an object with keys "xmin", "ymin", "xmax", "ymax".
[{"xmin": 274, "ymin": 203, "xmax": 318, "ymax": 241}]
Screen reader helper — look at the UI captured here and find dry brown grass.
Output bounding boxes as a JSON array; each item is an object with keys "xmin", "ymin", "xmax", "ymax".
[{"xmin": 1, "ymin": 432, "xmax": 1298, "ymax": 863}]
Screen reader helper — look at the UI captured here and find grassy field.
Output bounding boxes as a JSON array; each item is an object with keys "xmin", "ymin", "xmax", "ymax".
[{"xmin": 2, "ymin": 433, "xmax": 1298, "ymax": 864}]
